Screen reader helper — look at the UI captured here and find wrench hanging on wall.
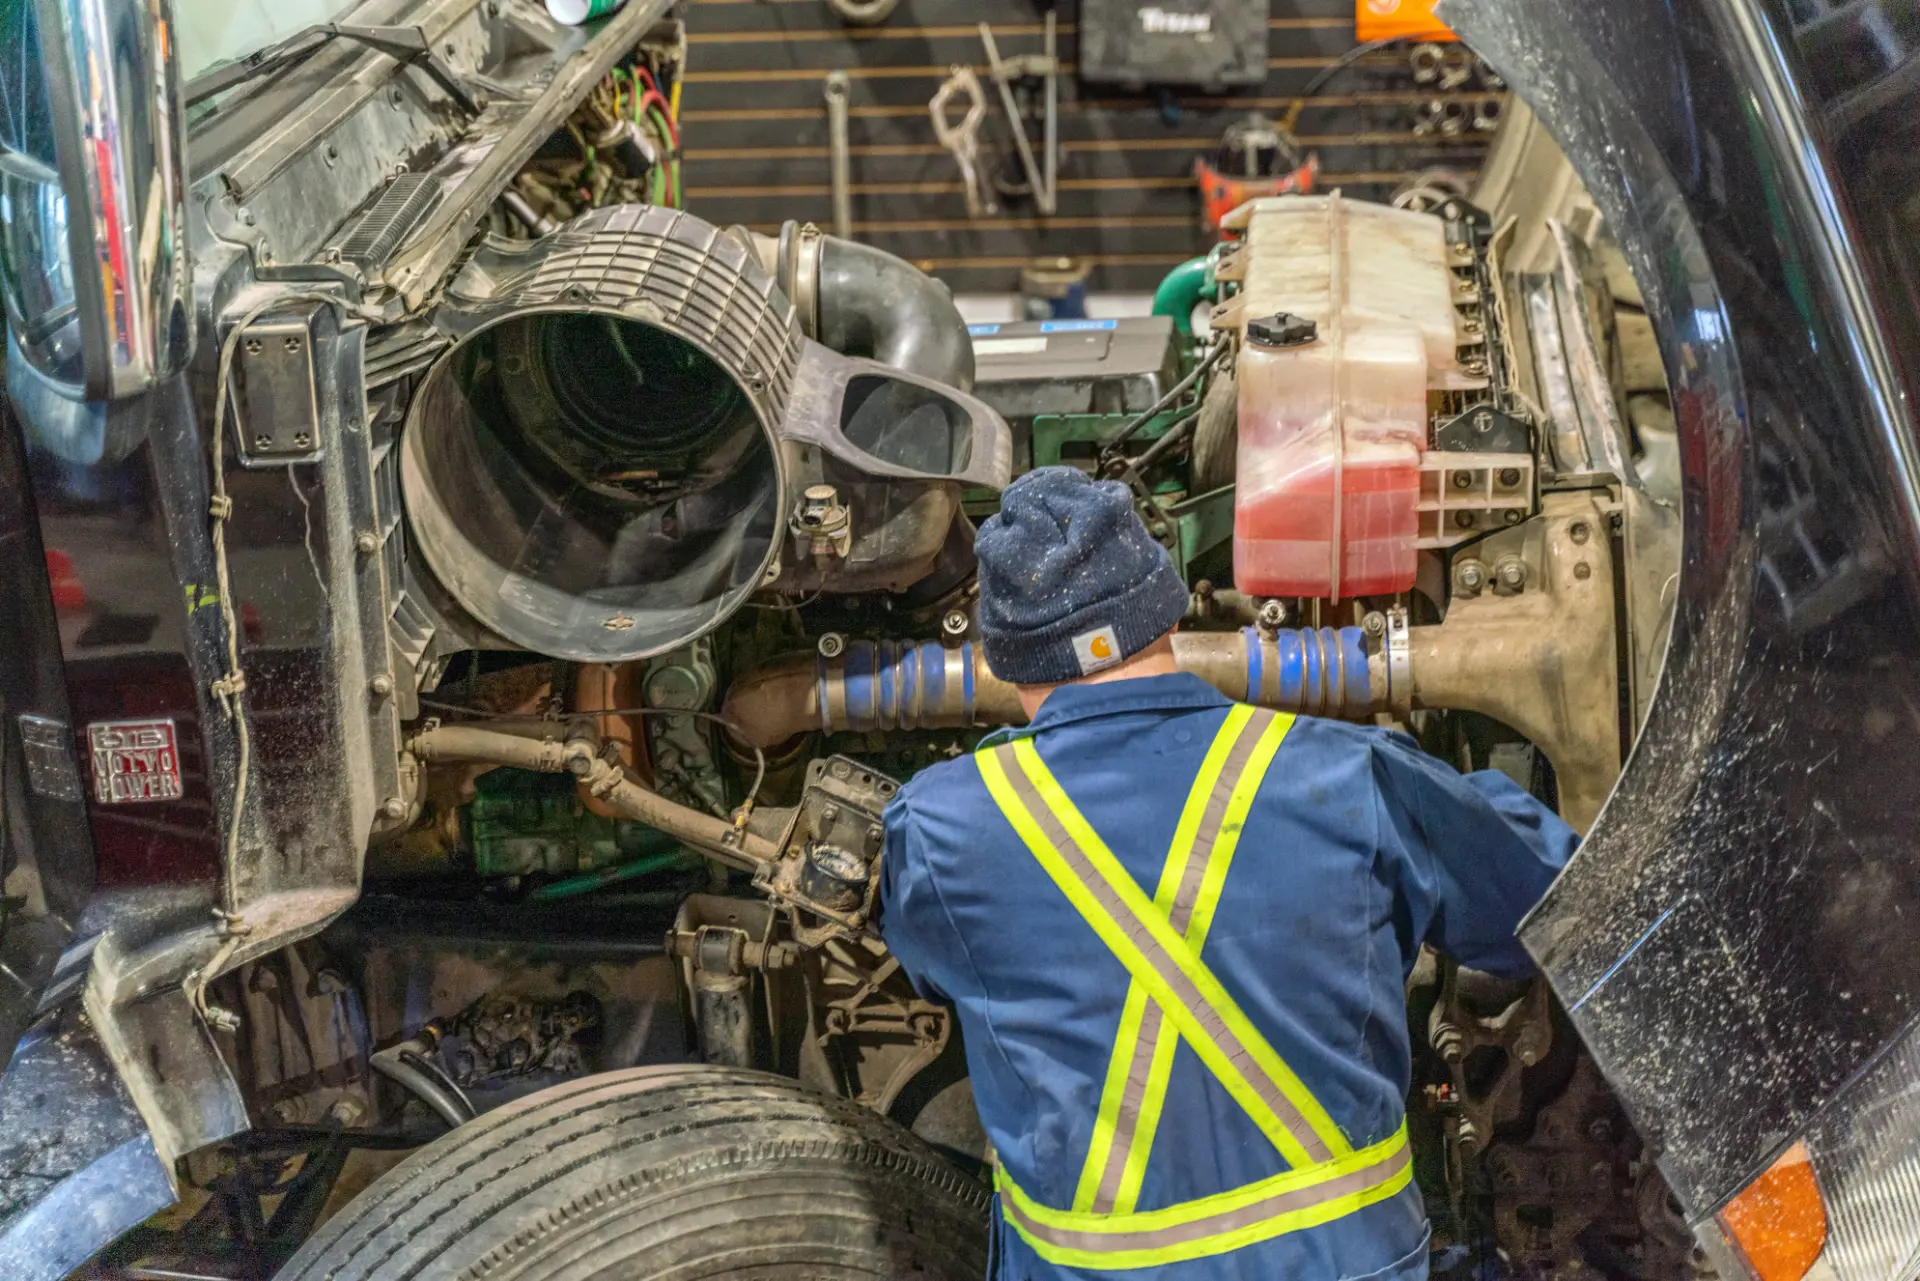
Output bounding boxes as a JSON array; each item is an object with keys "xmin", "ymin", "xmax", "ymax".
[
  {"xmin": 825, "ymin": 70, "xmax": 853, "ymax": 239},
  {"xmin": 930, "ymin": 65, "xmax": 997, "ymax": 218}
]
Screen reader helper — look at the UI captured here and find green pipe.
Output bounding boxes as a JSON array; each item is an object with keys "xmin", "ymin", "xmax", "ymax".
[
  {"xmin": 1152, "ymin": 256, "xmax": 1212, "ymax": 336},
  {"xmin": 529, "ymin": 849, "xmax": 696, "ymax": 901}
]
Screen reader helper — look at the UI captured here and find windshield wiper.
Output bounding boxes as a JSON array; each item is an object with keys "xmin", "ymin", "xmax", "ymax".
[{"xmin": 185, "ymin": 23, "xmax": 480, "ymax": 116}]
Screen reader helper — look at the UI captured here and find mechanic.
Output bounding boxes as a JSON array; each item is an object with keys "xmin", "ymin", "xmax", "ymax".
[{"xmin": 880, "ymin": 466, "xmax": 1579, "ymax": 1281}]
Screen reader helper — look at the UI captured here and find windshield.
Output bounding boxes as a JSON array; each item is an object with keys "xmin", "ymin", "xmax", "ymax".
[{"xmin": 176, "ymin": 0, "xmax": 363, "ymax": 81}]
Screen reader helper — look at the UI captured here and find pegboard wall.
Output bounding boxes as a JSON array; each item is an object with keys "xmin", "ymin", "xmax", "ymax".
[{"xmin": 677, "ymin": 0, "xmax": 1503, "ymax": 293}]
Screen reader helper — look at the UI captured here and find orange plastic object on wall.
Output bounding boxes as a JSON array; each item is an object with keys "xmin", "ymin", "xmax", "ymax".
[{"xmin": 1354, "ymin": 0, "xmax": 1458, "ymax": 43}]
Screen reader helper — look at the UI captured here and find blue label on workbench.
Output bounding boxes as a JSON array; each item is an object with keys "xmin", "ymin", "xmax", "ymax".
[
  {"xmin": 967, "ymin": 323, "xmax": 1003, "ymax": 336},
  {"xmin": 1038, "ymin": 319, "xmax": 1118, "ymax": 333}
]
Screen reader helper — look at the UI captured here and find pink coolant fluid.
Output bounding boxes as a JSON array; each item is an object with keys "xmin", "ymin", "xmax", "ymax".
[{"xmin": 1232, "ymin": 321, "xmax": 1428, "ymax": 599}]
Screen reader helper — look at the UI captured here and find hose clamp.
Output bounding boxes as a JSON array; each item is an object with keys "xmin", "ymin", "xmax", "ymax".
[
  {"xmin": 1385, "ymin": 605, "xmax": 1413, "ymax": 713},
  {"xmin": 780, "ymin": 220, "xmax": 825, "ymax": 340}
]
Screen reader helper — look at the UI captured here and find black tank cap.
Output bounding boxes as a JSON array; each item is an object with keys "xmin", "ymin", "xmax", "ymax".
[{"xmin": 1246, "ymin": 312, "xmax": 1319, "ymax": 348}]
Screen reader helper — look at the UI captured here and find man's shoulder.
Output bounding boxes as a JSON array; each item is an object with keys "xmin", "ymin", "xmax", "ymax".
[
  {"xmin": 891, "ymin": 750, "xmax": 988, "ymax": 817},
  {"xmin": 1279, "ymin": 712, "xmax": 1417, "ymax": 760}
]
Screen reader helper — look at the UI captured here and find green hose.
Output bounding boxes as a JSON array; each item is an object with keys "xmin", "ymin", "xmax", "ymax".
[
  {"xmin": 1152, "ymin": 256, "xmax": 1213, "ymax": 336},
  {"xmin": 529, "ymin": 849, "xmax": 696, "ymax": 901}
]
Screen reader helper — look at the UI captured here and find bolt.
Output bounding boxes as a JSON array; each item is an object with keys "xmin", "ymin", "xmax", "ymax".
[
  {"xmin": 1575, "ymin": 561, "xmax": 1593, "ymax": 581},
  {"xmin": 1256, "ymin": 599, "xmax": 1288, "ymax": 633},
  {"xmin": 269, "ymin": 1098, "xmax": 305, "ymax": 1124},
  {"xmin": 380, "ymin": 795, "xmax": 409, "ymax": 820},
  {"xmin": 355, "ymin": 531, "xmax": 380, "ymax": 555},
  {"xmin": 1502, "ymin": 508, "xmax": 1523, "ymax": 525},
  {"xmin": 818, "ymin": 632, "xmax": 846, "ymax": 659},
  {"xmin": 1451, "ymin": 470, "xmax": 1475, "ymax": 490},
  {"xmin": 1362, "ymin": 611, "xmax": 1387, "ymax": 637},
  {"xmin": 1455, "ymin": 560, "xmax": 1486, "ymax": 594},
  {"xmin": 1498, "ymin": 467, "xmax": 1522, "ymax": 487},
  {"xmin": 369, "ymin": 673, "xmax": 395, "ymax": 697},
  {"xmin": 1474, "ymin": 411, "xmax": 1493, "ymax": 433},
  {"xmin": 327, "ymin": 1097, "xmax": 367, "ymax": 1127},
  {"xmin": 1454, "ymin": 511, "xmax": 1476, "ymax": 530},
  {"xmin": 1570, "ymin": 521, "xmax": 1591, "ymax": 544},
  {"xmin": 1496, "ymin": 560, "xmax": 1526, "ymax": 591},
  {"xmin": 941, "ymin": 609, "xmax": 970, "ymax": 639},
  {"xmin": 831, "ymin": 759, "xmax": 851, "ymax": 778}
]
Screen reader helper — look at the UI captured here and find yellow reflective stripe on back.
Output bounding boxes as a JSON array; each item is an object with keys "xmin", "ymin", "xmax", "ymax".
[
  {"xmin": 1113, "ymin": 1007, "xmax": 1180, "ymax": 1211},
  {"xmin": 978, "ymin": 740, "xmax": 1351, "ymax": 1166},
  {"xmin": 1072, "ymin": 705, "xmax": 1257, "ymax": 1212},
  {"xmin": 1074, "ymin": 980, "xmax": 1155, "ymax": 1211},
  {"xmin": 1011, "ymin": 736, "xmax": 1350, "ymax": 1159},
  {"xmin": 998, "ymin": 1124, "xmax": 1414, "ymax": 1270},
  {"xmin": 1109, "ymin": 707, "xmax": 1294, "ymax": 1212}
]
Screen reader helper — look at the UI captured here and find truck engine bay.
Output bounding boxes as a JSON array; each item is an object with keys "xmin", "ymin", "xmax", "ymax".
[{"xmin": 0, "ymin": 0, "xmax": 1730, "ymax": 1275}]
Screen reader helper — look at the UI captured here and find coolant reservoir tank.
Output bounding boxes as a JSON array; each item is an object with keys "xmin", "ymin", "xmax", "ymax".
[{"xmin": 1229, "ymin": 193, "xmax": 1467, "ymax": 599}]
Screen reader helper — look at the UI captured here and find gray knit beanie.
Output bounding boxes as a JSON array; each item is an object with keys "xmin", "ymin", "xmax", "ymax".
[{"xmin": 974, "ymin": 466, "xmax": 1189, "ymax": 685}]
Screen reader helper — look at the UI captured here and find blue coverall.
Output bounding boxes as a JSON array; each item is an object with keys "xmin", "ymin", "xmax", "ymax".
[{"xmin": 880, "ymin": 672, "xmax": 1577, "ymax": 1281}]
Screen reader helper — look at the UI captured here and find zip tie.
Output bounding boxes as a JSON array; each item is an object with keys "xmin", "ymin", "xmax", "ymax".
[
  {"xmin": 211, "ymin": 672, "xmax": 248, "ymax": 698},
  {"xmin": 208, "ymin": 495, "xmax": 233, "ymax": 520}
]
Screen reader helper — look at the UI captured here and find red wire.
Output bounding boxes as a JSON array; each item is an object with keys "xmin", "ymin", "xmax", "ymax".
[{"xmin": 641, "ymin": 94, "xmax": 679, "ymax": 145}]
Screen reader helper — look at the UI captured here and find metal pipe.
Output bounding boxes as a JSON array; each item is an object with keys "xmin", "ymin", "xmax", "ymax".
[
  {"xmin": 406, "ymin": 724, "xmax": 780, "ymax": 868},
  {"xmin": 723, "ymin": 640, "xmax": 1022, "ymax": 751},
  {"xmin": 720, "ymin": 629, "xmax": 1381, "ymax": 749},
  {"xmin": 501, "ymin": 189, "xmax": 556, "ymax": 235}
]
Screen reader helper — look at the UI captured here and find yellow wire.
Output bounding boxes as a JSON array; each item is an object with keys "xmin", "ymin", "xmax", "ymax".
[{"xmin": 668, "ymin": 76, "xmax": 682, "ymax": 122}]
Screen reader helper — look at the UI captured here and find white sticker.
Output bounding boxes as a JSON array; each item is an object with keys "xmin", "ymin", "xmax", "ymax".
[
  {"xmin": 1072, "ymin": 626, "xmax": 1123, "ymax": 675},
  {"xmin": 973, "ymin": 337, "xmax": 1049, "ymax": 356},
  {"xmin": 1140, "ymin": 6, "xmax": 1212, "ymax": 33}
]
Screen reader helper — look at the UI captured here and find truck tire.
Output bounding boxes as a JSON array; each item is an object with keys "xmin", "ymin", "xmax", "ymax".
[{"xmin": 277, "ymin": 1065, "xmax": 990, "ymax": 1281}]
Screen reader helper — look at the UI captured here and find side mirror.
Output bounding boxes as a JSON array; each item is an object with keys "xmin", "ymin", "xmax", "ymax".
[{"xmin": 0, "ymin": 0, "xmax": 194, "ymax": 402}]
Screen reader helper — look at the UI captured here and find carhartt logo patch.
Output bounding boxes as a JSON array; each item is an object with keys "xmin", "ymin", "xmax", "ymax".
[{"xmin": 1072, "ymin": 626, "xmax": 1122, "ymax": 675}]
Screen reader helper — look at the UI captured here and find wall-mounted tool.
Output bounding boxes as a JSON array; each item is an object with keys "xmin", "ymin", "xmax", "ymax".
[
  {"xmin": 1194, "ymin": 114, "xmax": 1318, "ymax": 235},
  {"xmin": 930, "ymin": 65, "xmax": 997, "ymax": 218},
  {"xmin": 978, "ymin": 16, "xmax": 1059, "ymax": 217},
  {"xmin": 825, "ymin": 71, "xmax": 854, "ymax": 240},
  {"xmin": 823, "ymin": 0, "xmax": 899, "ymax": 26}
]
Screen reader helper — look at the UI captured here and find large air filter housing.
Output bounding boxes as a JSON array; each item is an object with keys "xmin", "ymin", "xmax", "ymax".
[{"xmin": 402, "ymin": 206, "xmax": 799, "ymax": 663}]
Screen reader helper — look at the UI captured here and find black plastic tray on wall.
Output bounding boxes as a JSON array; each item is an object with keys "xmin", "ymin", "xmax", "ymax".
[{"xmin": 676, "ymin": 0, "xmax": 1500, "ymax": 293}]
